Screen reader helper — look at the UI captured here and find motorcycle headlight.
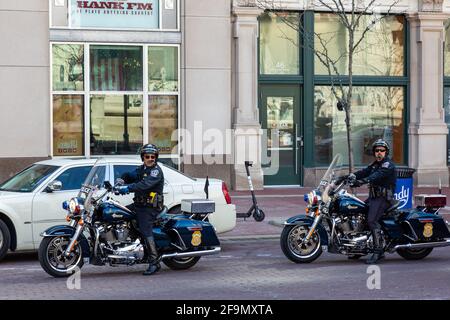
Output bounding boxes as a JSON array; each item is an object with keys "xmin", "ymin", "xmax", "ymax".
[
  {"xmin": 306, "ymin": 190, "xmax": 321, "ymax": 206},
  {"xmin": 69, "ymin": 198, "xmax": 83, "ymax": 215}
]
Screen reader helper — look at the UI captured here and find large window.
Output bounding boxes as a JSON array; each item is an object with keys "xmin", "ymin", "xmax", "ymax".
[
  {"xmin": 51, "ymin": 43, "xmax": 180, "ymax": 159},
  {"xmin": 259, "ymin": 12, "xmax": 300, "ymax": 75},
  {"xmin": 53, "ymin": 95, "xmax": 84, "ymax": 156},
  {"xmin": 52, "ymin": 44, "xmax": 84, "ymax": 91},
  {"xmin": 258, "ymin": 11, "xmax": 407, "ymax": 171},
  {"xmin": 314, "ymin": 86, "xmax": 405, "ymax": 165},
  {"xmin": 90, "ymin": 94, "xmax": 143, "ymax": 155},
  {"xmin": 315, "ymin": 14, "xmax": 405, "ymax": 76},
  {"xmin": 148, "ymin": 46, "xmax": 178, "ymax": 92},
  {"xmin": 90, "ymin": 46, "xmax": 143, "ymax": 91}
]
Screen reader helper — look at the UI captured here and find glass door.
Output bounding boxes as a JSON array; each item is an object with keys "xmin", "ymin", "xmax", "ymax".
[{"xmin": 260, "ymin": 85, "xmax": 302, "ymax": 185}]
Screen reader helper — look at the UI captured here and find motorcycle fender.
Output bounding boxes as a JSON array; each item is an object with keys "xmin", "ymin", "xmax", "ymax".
[
  {"xmin": 41, "ymin": 225, "xmax": 90, "ymax": 258},
  {"xmin": 284, "ymin": 215, "xmax": 329, "ymax": 246}
]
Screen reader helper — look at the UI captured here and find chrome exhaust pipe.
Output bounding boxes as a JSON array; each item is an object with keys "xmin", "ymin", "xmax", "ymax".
[
  {"xmin": 394, "ymin": 240, "xmax": 450, "ymax": 251},
  {"xmin": 161, "ymin": 247, "xmax": 221, "ymax": 259}
]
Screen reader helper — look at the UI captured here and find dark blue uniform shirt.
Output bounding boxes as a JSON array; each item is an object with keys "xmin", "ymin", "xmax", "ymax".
[{"xmin": 354, "ymin": 157, "xmax": 397, "ymax": 193}]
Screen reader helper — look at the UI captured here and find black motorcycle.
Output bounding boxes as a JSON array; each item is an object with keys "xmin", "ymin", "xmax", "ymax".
[
  {"xmin": 38, "ymin": 159, "xmax": 221, "ymax": 277},
  {"xmin": 280, "ymin": 154, "xmax": 450, "ymax": 263}
]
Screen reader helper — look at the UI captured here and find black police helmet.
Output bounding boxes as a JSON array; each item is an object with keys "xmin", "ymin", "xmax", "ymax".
[
  {"xmin": 372, "ymin": 139, "xmax": 390, "ymax": 156},
  {"xmin": 140, "ymin": 144, "xmax": 159, "ymax": 161}
]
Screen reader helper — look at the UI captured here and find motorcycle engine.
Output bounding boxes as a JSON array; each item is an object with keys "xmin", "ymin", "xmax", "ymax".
[
  {"xmin": 99, "ymin": 223, "xmax": 145, "ymax": 263},
  {"xmin": 101, "ymin": 222, "xmax": 130, "ymax": 243},
  {"xmin": 335, "ymin": 215, "xmax": 369, "ymax": 252}
]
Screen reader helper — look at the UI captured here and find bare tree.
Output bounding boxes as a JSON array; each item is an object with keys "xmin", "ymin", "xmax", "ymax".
[{"xmin": 256, "ymin": 0, "xmax": 401, "ymax": 172}]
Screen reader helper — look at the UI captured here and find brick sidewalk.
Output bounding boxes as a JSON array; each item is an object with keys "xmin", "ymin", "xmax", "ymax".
[{"xmin": 219, "ymin": 186, "xmax": 450, "ymax": 240}]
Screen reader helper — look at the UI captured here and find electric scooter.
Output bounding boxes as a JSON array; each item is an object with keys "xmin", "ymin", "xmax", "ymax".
[{"xmin": 237, "ymin": 161, "xmax": 265, "ymax": 222}]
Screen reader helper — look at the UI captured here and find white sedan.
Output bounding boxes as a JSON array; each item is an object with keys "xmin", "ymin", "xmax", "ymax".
[{"xmin": 0, "ymin": 157, "xmax": 236, "ymax": 261}]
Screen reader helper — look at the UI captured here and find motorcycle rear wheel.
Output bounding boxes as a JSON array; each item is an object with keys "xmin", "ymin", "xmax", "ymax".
[
  {"xmin": 162, "ymin": 256, "xmax": 200, "ymax": 270},
  {"xmin": 396, "ymin": 247, "xmax": 433, "ymax": 260},
  {"xmin": 280, "ymin": 225, "xmax": 322, "ymax": 263},
  {"xmin": 38, "ymin": 236, "xmax": 84, "ymax": 278}
]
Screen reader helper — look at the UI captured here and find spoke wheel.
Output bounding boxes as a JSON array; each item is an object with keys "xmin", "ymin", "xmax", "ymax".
[
  {"xmin": 39, "ymin": 236, "xmax": 84, "ymax": 278},
  {"xmin": 280, "ymin": 225, "xmax": 322, "ymax": 263}
]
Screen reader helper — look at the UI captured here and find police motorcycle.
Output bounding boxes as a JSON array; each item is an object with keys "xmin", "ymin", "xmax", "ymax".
[
  {"xmin": 38, "ymin": 159, "xmax": 221, "ymax": 277},
  {"xmin": 280, "ymin": 153, "xmax": 450, "ymax": 263}
]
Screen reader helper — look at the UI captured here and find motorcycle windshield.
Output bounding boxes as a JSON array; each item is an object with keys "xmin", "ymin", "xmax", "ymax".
[
  {"xmin": 78, "ymin": 158, "xmax": 107, "ymax": 211},
  {"xmin": 318, "ymin": 153, "xmax": 344, "ymax": 192}
]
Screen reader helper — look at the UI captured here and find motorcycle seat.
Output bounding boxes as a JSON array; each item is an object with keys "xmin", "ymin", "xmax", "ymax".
[{"xmin": 154, "ymin": 206, "xmax": 170, "ymax": 226}]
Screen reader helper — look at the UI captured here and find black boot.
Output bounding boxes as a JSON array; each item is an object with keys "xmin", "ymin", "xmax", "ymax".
[
  {"xmin": 366, "ymin": 229, "xmax": 385, "ymax": 264},
  {"xmin": 143, "ymin": 236, "xmax": 160, "ymax": 276}
]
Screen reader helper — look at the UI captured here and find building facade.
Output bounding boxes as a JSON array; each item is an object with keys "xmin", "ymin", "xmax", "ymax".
[{"xmin": 1, "ymin": 0, "xmax": 450, "ymax": 189}]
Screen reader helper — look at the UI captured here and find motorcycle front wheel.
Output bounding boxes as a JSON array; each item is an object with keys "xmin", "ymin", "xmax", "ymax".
[
  {"xmin": 38, "ymin": 236, "xmax": 84, "ymax": 278},
  {"xmin": 280, "ymin": 225, "xmax": 322, "ymax": 263},
  {"xmin": 162, "ymin": 256, "xmax": 200, "ymax": 270}
]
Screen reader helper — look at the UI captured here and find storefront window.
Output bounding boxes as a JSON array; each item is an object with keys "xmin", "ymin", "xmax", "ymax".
[
  {"xmin": 149, "ymin": 46, "xmax": 178, "ymax": 92},
  {"xmin": 53, "ymin": 95, "xmax": 84, "ymax": 156},
  {"xmin": 90, "ymin": 94, "xmax": 143, "ymax": 155},
  {"xmin": 149, "ymin": 96, "xmax": 178, "ymax": 154},
  {"xmin": 314, "ymin": 86, "xmax": 405, "ymax": 165},
  {"xmin": 90, "ymin": 45, "xmax": 143, "ymax": 91},
  {"xmin": 259, "ymin": 12, "xmax": 300, "ymax": 75},
  {"xmin": 51, "ymin": 43, "xmax": 180, "ymax": 158},
  {"xmin": 314, "ymin": 14, "xmax": 404, "ymax": 76},
  {"xmin": 52, "ymin": 44, "xmax": 84, "ymax": 91}
]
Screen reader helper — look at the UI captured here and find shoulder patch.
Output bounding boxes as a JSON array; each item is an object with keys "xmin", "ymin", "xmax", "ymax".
[
  {"xmin": 382, "ymin": 162, "xmax": 390, "ymax": 169},
  {"xmin": 150, "ymin": 169, "xmax": 159, "ymax": 178}
]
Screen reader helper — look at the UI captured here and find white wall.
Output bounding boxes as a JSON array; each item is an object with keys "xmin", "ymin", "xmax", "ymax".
[
  {"xmin": 182, "ymin": 0, "xmax": 232, "ymax": 156},
  {"xmin": 0, "ymin": 1, "xmax": 50, "ymax": 157}
]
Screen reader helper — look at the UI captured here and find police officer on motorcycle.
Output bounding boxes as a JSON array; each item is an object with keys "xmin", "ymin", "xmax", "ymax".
[
  {"xmin": 349, "ymin": 139, "xmax": 397, "ymax": 264},
  {"xmin": 115, "ymin": 144, "xmax": 164, "ymax": 275}
]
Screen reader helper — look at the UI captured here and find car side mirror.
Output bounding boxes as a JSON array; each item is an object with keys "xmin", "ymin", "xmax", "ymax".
[{"xmin": 46, "ymin": 180, "xmax": 62, "ymax": 193}]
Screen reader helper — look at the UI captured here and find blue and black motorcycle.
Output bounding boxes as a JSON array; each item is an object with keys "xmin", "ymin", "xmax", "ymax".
[
  {"xmin": 38, "ymin": 159, "xmax": 221, "ymax": 277},
  {"xmin": 280, "ymin": 154, "xmax": 450, "ymax": 263}
]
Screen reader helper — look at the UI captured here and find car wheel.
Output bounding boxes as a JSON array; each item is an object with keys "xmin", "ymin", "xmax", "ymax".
[{"xmin": 0, "ymin": 220, "xmax": 11, "ymax": 262}]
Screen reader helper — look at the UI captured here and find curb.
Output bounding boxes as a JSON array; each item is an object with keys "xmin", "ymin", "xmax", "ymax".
[{"xmin": 219, "ymin": 234, "xmax": 280, "ymax": 241}]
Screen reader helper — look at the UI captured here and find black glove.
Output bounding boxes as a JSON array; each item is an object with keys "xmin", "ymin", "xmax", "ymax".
[{"xmin": 350, "ymin": 178, "xmax": 367, "ymax": 188}]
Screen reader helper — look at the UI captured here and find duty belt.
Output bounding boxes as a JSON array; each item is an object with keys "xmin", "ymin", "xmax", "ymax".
[
  {"xmin": 134, "ymin": 193, "xmax": 164, "ymax": 209},
  {"xmin": 369, "ymin": 186, "xmax": 394, "ymax": 199}
]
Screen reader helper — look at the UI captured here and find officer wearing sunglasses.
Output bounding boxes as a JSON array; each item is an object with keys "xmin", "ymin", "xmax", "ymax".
[
  {"xmin": 348, "ymin": 139, "xmax": 397, "ymax": 264},
  {"xmin": 115, "ymin": 144, "xmax": 164, "ymax": 275}
]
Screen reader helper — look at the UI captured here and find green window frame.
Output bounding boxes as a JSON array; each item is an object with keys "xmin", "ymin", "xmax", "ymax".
[{"xmin": 258, "ymin": 11, "xmax": 409, "ymax": 168}]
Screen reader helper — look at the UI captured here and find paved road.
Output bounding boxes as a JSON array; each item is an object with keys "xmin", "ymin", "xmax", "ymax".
[{"xmin": 1, "ymin": 239, "xmax": 450, "ymax": 300}]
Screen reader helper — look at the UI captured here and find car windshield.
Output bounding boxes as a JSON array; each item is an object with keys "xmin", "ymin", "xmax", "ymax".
[{"xmin": 0, "ymin": 164, "xmax": 59, "ymax": 192}]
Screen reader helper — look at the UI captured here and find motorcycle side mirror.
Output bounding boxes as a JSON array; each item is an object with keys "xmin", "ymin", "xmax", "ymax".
[
  {"xmin": 46, "ymin": 180, "xmax": 62, "ymax": 193},
  {"xmin": 104, "ymin": 181, "xmax": 112, "ymax": 191}
]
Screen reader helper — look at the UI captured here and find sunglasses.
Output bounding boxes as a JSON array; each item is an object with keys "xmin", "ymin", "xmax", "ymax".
[
  {"xmin": 144, "ymin": 155, "xmax": 156, "ymax": 160},
  {"xmin": 374, "ymin": 149, "xmax": 386, "ymax": 153}
]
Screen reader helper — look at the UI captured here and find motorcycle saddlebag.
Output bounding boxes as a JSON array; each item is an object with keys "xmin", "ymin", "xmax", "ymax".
[
  {"xmin": 164, "ymin": 216, "xmax": 220, "ymax": 249},
  {"xmin": 404, "ymin": 210, "xmax": 450, "ymax": 241}
]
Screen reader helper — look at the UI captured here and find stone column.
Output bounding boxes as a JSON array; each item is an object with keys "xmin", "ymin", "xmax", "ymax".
[
  {"xmin": 408, "ymin": 2, "xmax": 449, "ymax": 186},
  {"xmin": 231, "ymin": 1, "xmax": 264, "ymax": 190}
]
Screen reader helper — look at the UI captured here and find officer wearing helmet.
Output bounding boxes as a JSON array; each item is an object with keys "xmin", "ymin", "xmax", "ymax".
[
  {"xmin": 349, "ymin": 139, "xmax": 397, "ymax": 264},
  {"xmin": 115, "ymin": 144, "xmax": 164, "ymax": 275}
]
